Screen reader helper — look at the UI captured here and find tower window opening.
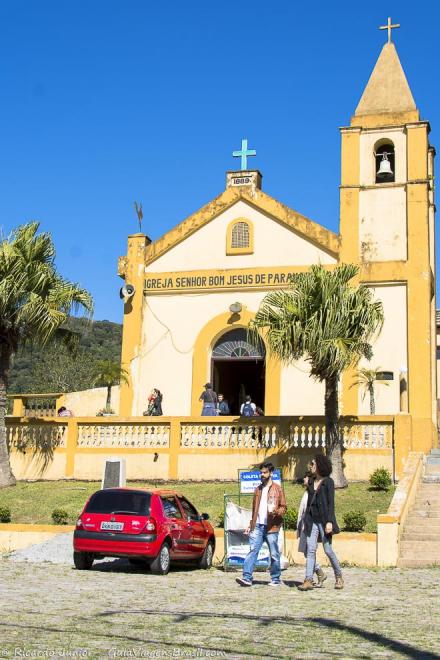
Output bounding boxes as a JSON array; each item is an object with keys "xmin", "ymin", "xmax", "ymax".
[
  {"xmin": 231, "ymin": 221, "xmax": 250, "ymax": 248},
  {"xmin": 375, "ymin": 142, "xmax": 395, "ymax": 183}
]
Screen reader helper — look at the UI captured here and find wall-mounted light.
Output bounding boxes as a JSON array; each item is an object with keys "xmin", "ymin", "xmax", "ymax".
[
  {"xmin": 229, "ymin": 302, "xmax": 242, "ymax": 313},
  {"xmin": 153, "ymin": 452, "xmax": 159, "ymax": 462}
]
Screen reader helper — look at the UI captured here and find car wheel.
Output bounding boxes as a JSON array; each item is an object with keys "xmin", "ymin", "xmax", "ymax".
[
  {"xmin": 73, "ymin": 551, "xmax": 94, "ymax": 570},
  {"xmin": 150, "ymin": 543, "xmax": 171, "ymax": 575},
  {"xmin": 197, "ymin": 541, "xmax": 214, "ymax": 570}
]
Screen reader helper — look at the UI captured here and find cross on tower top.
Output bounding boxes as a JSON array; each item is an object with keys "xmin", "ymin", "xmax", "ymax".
[
  {"xmin": 379, "ymin": 17, "xmax": 400, "ymax": 44},
  {"xmin": 232, "ymin": 138, "xmax": 256, "ymax": 171}
]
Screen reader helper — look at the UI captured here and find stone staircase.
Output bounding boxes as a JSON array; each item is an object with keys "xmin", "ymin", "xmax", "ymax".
[{"xmin": 397, "ymin": 449, "xmax": 440, "ymax": 567}]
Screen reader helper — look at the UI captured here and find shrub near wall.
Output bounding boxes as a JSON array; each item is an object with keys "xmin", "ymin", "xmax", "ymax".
[{"xmin": 0, "ymin": 507, "xmax": 11, "ymax": 523}]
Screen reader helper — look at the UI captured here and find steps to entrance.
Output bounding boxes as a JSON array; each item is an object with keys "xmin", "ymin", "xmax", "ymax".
[{"xmin": 397, "ymin": 450, "xmax": 440, "ymax": 567}]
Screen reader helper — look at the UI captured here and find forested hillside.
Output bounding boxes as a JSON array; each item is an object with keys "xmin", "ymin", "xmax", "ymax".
[{"xmin": 8, "ymin": 319, "xmax": 122, "ymax": 394}]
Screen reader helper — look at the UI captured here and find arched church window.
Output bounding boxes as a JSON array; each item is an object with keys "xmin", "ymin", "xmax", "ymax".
[
  {"xmin": 375, "ymin": 141, "xmax": 395, "ymax": 183},
  {"xmin": 232, "ymin": 222, "xmax": 250, "ymax": 248},
  {"xmin": 226, "ymin": 218, "xmax": 254, "ymax": 255},
  {"xmin": 212, "ymin": 329, "xmax": 265, "ymax": 359}
]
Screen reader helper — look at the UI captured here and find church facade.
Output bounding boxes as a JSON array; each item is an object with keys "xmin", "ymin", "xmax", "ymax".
[{"xmin": 118, "ymin": 38, "xmax": 437, "ymax": 455}]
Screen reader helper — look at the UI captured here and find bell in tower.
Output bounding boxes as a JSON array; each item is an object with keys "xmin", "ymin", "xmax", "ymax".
[{"xmin": 375, "ymin": 144, "xmax": 395, "ymax": 182}]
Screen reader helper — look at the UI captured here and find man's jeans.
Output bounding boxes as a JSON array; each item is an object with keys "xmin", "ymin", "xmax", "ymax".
[
  {"xmin": 305, "ymin": 522, "xmax": 342, "ymax": 580},
  {"xmin": 243, "ymin": 523, "xmax": 281, "ymax": 583}
]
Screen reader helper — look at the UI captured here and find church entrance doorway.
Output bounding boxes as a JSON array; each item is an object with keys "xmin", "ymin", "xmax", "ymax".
[{"xmin": 211, "ymin": 329, "xmax": 265, "ymax": 415}]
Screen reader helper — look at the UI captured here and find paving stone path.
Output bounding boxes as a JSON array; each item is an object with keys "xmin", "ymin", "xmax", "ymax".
[{"xmin": 0, "ymin": 559, "xmax": 439, "ymax": 659}]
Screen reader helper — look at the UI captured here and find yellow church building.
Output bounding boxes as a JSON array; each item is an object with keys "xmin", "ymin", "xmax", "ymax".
[{"xmin": 118, "ymin": 33, "xmax": 437, "ymax": 458}]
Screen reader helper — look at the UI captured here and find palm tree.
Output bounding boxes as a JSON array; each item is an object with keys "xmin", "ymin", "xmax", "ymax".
[
  {"xmin": 352, "ymin": 367, "xmax": 389, "ymax": 415},
  {"xmin": 0, "ymin": 223, "xmax": 93, "ymax": 487},
  {"xmin": 250, "ymin": 264, "xmax": 384, "ymax": 488},
  {"xmin": 92, "ymin": 360, "xmax": 129, "ymax": 413}
]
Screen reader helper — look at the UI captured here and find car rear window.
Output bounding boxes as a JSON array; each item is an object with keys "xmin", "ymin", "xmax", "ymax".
[{"xmin": 85, "ymin": 490, "xmax": 151, "ymax": 515}]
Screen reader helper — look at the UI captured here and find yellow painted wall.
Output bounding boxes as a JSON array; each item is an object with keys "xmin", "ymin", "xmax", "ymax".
[
  {"xmin": 64, "ymin": 387, "xmax": 120, "ymax": 416},
  {"xmin": 73, "ymin": 452, "xmax": 170, "ymax": 481},
  {"xmin": 8, "ymin": 443, "xmax": 393, "ymax": 482},
  {"xmin": 10, "ymin": 451, "xmax": 67, "ymax": 481},
  {"xmin": 357, "ymin": 285, "xmax": 407, "ymax": 415}
]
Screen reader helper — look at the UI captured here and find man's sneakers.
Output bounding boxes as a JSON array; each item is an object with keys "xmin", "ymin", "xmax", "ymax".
[
  {"xmin": 236, "ymin": 577, "xmax": 252, "ymax": 587},
  {"xmin": 236, "ymin": 577, "xmax": 282, "ymax": 587}
]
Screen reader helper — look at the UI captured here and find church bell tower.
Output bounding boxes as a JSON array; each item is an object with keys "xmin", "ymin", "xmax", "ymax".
[{"xmin": 339, "ymin": 19, "xmax": 437, "ymax": 454}]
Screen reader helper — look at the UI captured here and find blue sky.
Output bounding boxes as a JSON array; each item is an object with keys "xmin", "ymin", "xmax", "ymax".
[{"xmin": 0, "ymin": 1, "xmax": 438, "ymax": 322}]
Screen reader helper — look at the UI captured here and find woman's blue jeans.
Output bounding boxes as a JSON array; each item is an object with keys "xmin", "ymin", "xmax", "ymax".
[
  {"xmin": 305, "ymin": 522, "xmax": 342, "ymax": 580},
  {"xmin": 201, "ymin": 403, "xmax": 216, "ymax": 416},
  {"xmin": 243, "ymin": 524, "xmax": 281, "ymax": 583}
]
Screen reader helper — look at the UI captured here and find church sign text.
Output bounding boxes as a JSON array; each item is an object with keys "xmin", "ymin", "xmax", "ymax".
[{"xmin": 144, "ymin": 266, "xmax": 311, "ymax": 294}]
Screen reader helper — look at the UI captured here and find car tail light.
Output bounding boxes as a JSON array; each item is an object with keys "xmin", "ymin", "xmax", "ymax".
[
  {"xmin": 76, "ymin": 518, "xmax": 84, "ymax": 529},
  {"xmin": 144, "ymin": 517, "xmax": 156, "ymax": 533}
]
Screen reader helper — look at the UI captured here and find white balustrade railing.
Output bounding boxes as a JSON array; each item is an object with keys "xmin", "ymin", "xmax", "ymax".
[
  {"xmin": 6, "ymin": 423, "xmax": 67, "ymax": 451},
  {"xmin": 180, "ymin": 423, "xmax": 279, "ymax": 449},
  {"xmin": 77, "ymin": 423, "xmax": 170, "ymax": 448},
  {"xmin": 180, "ymin": 420, "xmax": 393, "ymax": 450},
  {"xmin": 5, "ymin": 418, "xmax": 393, "ymax": 453}
]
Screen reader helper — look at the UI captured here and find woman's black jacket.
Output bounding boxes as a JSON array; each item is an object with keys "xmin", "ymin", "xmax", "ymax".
[
  {"xmin": 304, "ymin": 477, "xmax": 340, "ymax": 536},
  {"xmin": 152, "ymin": 396, "xmax": 163, "ymax": 416}
]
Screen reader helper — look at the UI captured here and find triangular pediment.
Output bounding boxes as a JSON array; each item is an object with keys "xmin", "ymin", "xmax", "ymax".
[{"xmin": 145, "ymin": 187, "xmax": 339, "ymax": 267}]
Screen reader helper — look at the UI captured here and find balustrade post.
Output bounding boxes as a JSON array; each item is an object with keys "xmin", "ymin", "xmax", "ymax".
[
  {"xmin": 393, "ymin": 414, "xmax": 412, "ymax": 481},
  {"xmin": 12, "ymin": 397, "xmax": 25, "ymax": 417},
  {"xmin": 65, "ymin": 418, "xmax": 78, "ymax": 478},
  {"xmin": 169, "ymin": 418, "xmax": 180, "ymax": 480}
]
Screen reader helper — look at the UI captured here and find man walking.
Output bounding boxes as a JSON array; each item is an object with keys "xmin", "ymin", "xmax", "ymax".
[{"xmin": 236, "ymin": 461, "xmax": 286, "ymax": 587}]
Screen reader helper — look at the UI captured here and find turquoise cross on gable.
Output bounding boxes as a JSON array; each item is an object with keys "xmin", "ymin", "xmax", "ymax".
[{"xmin": 233, "ymin": 138, "xmax": 256, "ymax": 170}]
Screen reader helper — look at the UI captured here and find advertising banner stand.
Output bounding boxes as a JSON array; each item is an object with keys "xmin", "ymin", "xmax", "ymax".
[{"xmin": 223, "ymin": 468, "xmax": 288, "ymax": 572}]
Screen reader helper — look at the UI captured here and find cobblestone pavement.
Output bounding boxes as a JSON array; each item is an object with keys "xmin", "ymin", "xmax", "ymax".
[{"xmin": 0, "ymin": 559, "xmax": 439, "ymax": 660}]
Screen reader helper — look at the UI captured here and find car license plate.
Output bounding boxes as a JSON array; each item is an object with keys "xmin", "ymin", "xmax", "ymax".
[{"xmin": 100, "ymin": 521, "xmax": 124, "ymax": 531}]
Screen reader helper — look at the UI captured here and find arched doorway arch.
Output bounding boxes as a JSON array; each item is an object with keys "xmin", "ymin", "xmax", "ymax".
[{"xmin": 191, "ymin": 311, "xmax": 281, "ymax": 416}]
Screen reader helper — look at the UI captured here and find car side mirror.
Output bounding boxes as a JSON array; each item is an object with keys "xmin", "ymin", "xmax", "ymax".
[{"xmin": 201, "ymin": 513, "xmax": 210, "ymax": 520}]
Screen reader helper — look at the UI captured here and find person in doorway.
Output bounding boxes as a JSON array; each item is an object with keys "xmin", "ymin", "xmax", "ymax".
[
  {"xmin": 199, "ymin": 383, "xmax": 218, "ymax": 416},
  {"xmin": 240, "ymin": 395, "xmax": 256, "ymax": 417},
  {"xmin": 217, "ymin": 394, "xmax": 230, "ymax": 416},
  {"xmin": 297, "ymin": 468, "xmax": 326, "ymax": 587},
  {"xmin": 298, "ymin": 454, "xmax": 343, "ymax": 591},
  {"xmin": 236, "ymin": 461, "xmax": 286, "ymax": 587}
]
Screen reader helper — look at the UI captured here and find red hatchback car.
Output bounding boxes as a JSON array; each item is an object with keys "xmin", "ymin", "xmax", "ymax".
[{"xmin": 73, "ymin": 488, "xmax": 215, "ymax": 575}]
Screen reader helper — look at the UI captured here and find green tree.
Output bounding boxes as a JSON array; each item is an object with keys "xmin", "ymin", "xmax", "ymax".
[
  {"xmin": 92, "ymin": 360, "xmax": 129, "ymax": 413},
  {"xmin": 27, "ymin": 342, "xmax": 97, "ymax": 394},
  {"xmin": 8, "ymin": 318, "xmax": 122, "ymax": 393},
  {"xmin": 250, "ymin": 264, "xmax": 384, "ymax": 488},
  {"xmin": 352, "ymin": 367, "xmax": 389, "ymax": 415},
  {"xmin": 0, "ymin": 223, "xmax": 93, "ymax": 487}
]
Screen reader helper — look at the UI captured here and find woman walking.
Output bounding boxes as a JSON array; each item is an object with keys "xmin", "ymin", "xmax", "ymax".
[
  {"xmin": 298, "ymin": 454, "xmax": 343, "ymax": 591},
  {"xmin": 297, "ymin": 469, "xmax": 326, "ymax": 587}
]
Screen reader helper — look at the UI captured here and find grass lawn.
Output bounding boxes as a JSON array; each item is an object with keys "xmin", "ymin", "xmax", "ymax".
[{"xmin": 0, "ymin": 479, "xmax": 394, "ymax": 532}]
